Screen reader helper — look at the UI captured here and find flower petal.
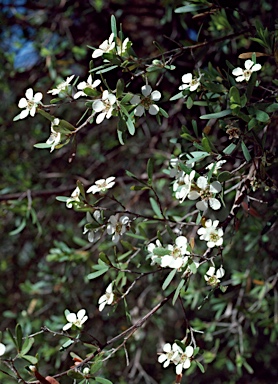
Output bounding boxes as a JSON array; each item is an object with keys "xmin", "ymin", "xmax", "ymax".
[
  {"xmin": 141, "ymin": 84, "xmax": 152, "ymax": 96},
  {"xmin": 149, "ymin": 104, "xmax": 159, "ymax": 115},
  {"xmin": 182, "ymin": 73, "xmax": 193, "ymax": 83},
  {"xmin": 151, "ymin": 90, "xmax": 161, "ymax": 101}
]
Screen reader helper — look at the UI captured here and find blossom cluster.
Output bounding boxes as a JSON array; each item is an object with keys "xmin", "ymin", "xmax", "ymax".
[{"xmin": 158, "ymin": 342, "xmax": 194, "ymax": 374}]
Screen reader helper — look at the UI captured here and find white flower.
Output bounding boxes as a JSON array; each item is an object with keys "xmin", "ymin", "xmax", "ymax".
[
  {"xmin": 232, "ymin": 60, "xmax": 262, "ymax": 82},
  {"xmin": 173, "ymin": 170, "xmax": 195, "ymax": 203},
  {"xmin": 92, "ymin": 90, "xmax": 117, "ymax": 124},
  {"xmin": 83, "ymin": 211, "xmax": 101, "ymax": 243},
  {"xmin": 92, "ymin": 33, "xmax": 115, "ymax": 58},
  {"xmin": 18, "ymin": 88, "xmax": 43, "ymax": 119},
  {"xmin": 197, "ymin": 219, "xmax": 224, "ymax": 248},
  {"xmin": 66, "ymin": 186, "xmax": 81, "ymax": 208},
  {"xmin": 204, "ymin": 266, "xmax": 225, "ymax": 287},
  {"xmin": 87, "ymin": 176, "xmax": 116, "ymax": 194},
  {"xmin": 147, "ymin": 239, "xmax": 163, "ymax": 265},
  {"xmin": 188, "ymin": 176, "xmax": 222, "ymax": 211},
  {"xmin": 116, "ymin": 37, "xmax": 130, "ymax": 56},
  {"xmin": 130, "ymin": 85, "xmax": 161, "ymax": 117},
  {"xmin": 74, "ymin": 75, "xmax": 101, "ymax": 99},
  {"xmin": 161, "ymin": 236, "xmax": 190, "ymax": 269},
  {"xmin": 107, "ymin": 215, "xmax": 130, "ymax": 243},
  {"xmin": 175, "ymin": 345, "xmax": 194, "ymax": 374},
  {"xmin": 46, "ymin": 118, "xmax": 61, "ymax": 152},
  {"xmin": 158, "ymin": 343, "xmax": 180, "ymax": 368},
  {"xmin": 206, "ymin": 160, "xmax": 226, "ymax": 174},
  {"xmin": 63, "ymin": 309, "xmax": 88, "ymax": 331},
  {"xmin": 0, "ymin": 342, "xmax": 6, "ymax": 356},
  {"xmin": 98, "ymin": 282, "xmax": 114, "ymax": 311},
  {"xmin": 47, "ymin": 75, "xmax": 75, "ymax": 95},
  {"xmin": 169, "ymin": 156, "xmax": 194, "ymax": 179},
  {"xmin": 179, "ymin": 73, "xmax": 201, "ymax": 92}
]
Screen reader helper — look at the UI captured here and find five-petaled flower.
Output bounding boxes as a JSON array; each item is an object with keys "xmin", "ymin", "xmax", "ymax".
[
  {"xmin": 232, "ymin": 59, "xmax": 261, "ymax": 82},
  {"xmin": 66, "ymin": 186, "xmax": 81, "ymax": 208},
  {"xmin": 173, "ymin": 170, "xmax": 195, "ymax": 203},
  {"xmin": 18, "ymin": 88, "xmax": 43, "ymax": 119},
  {"xmin": 0, "ymin": 342, "xmax": 6, "ymax": 356},
  {"xmin": 92, "ymin": 33, "xmax": 115, "ymax": 58},
  {"xmin": 74, "ymin": 75, "xmax": 101, "ymax": 99},
  {"xmin": 188, "ymin": 176, "xmax": 222, "ymax": 211},
  {"xmin": 98, "ymin": 282, "xmax": 114, "ymax": 311},
  {"xmin": 175, "ymin": 345, "xmax": 194, "ymax": 374},
  {"xmin": 63, "ymin": 309, "xmax": 88, "ymax": 331},
  {"xmin": 197, "ymin": 219, "xmax": 224, "ymax": 248},
  {"xmin": 130, "ymin": 85, "xmax": 161, "ymax": 116},
  {"xmin": 161, "ymin": 236, "xmax": 190, "ymax": 269},
  {"xmin": 107, "ymin": 215, "xmax": 130, "ymax": 243},
  {"xmin": 179, "ymin": 73, "xmax": 201, "ymax": 92},
  {"xmin": 116, "ymin": 37, "xmax": 130, "ymax": 56},
  {"xmin": 92, "ymin": 90, "xmax": 117, "ymax": 124},
  {"xmin": 48, "ymin": 75, "xmax": 75, "ymax": 95},
  {"xmin": 205, "ymin": 266, "xmax": 225, "ymax": 287},
  {"xmin": 87, "ymin": 176, "xmax": 116, "ymax": 194},
  {"xmin": 158, "ymin": 343, "xmax": 180, "ymax": 368},
  {"xmin": 83, "ymin": 211, "xmax": 101, "ymax": 243},
  {"xmin": 46, "ymin": 118, "xmax": 61, "ymax": 152}
]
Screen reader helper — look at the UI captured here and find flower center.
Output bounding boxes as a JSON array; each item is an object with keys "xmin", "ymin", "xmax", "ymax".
[
  {"xmin": 171, "ymin": 246, "xmax": 182, "ymax": 259},
  {"xmin": 141, "ymin": 97, "xmax": 153, "ymax": 110}
]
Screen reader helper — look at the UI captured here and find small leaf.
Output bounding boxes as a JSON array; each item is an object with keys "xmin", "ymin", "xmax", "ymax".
[
  {"xmin": 96, "ymin": 65, "xmax": 118, "ymax": 74},
  {"xmin": 223, "ymin": 143, "xmax": 236, "ymax": 155},
  {"xmin": 56, "ymin": 196, "xmax": 69, "ymax": 202},
  {"xmin": 218, "ymin": 171, "xmax": 232, "ymax": 182},
  {"xmin": 229, "ymin": 86, "xmax": 241, "ymax": 105},
  {"xmin": 172, "ymin": 279, "xmax": 185, "ymax": 305},
  {"xmin": 60, "ymin": 339, "xmax": 74, "ymax": 351},
  {"xmin": 195, "ymin": 360, "xmax": 205, "ymax": 373},
  {"xmin": 147, "ymin": 158, "xmax": 154, "ymax": 183},
  {"xmin": 9, "ymin": 219, "xmax": 26, "ymax": 236},
  {"xmin": 16, "ymin": 324, "xmax": 23, "ymax": 351},
  {"xmin": 95, "ymin": 377, "xmax": 113, "ymax": 384},
  {"xmin": 241, "ymin": 141, "xmax": 251, "ymax": 162},
  {"xmin": 150, "ymin": 197, "xmax": 163, "ymax": 219},
  {"xmin": 116, "ymin": 78, "xmax": 125, "ymax": 98},
  {"xmin": 111, "ymin": 15, "xmax": 117, "ymax": 38},
  {"xmin": 255, "ymin": 110, "xmax": 270, "ymax": 123},
  {"xmin": 21, "ymin": 355, "xmax": 38, "ymax": 364},
  {"xmin": 33, "ymin": 143, "xmax": 52, "ymax": 149},
  {"xmin": 87, "ymin": 267, "xmax": 109, "ymax": 280},
  {"xmin": 175, "ymin": 4, "xmax": 209, "ymax": 13},
  {"xmin": 200, "ymin": 109, "xmax": 231, "ymax": 120},
  {"xmin": 90, "ymin": 360, "xmax": 103, "ymax": 375},
  {"xmin": 162, "ymin": 269, "xmax": 176, "ymax": 290},
  {"xmin": 7, "ymin": 328, "xmax": 18, "ymax": 349}
]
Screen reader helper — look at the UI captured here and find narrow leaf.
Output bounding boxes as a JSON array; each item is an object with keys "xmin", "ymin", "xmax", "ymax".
[
  {"xmin": 162, "ymin": 269, "xmax": 176, "ymax": 290},
  {"xmin": 200, "ymin": 109, "xmax": 231, "ymax": 119},
  {"xmin": 150, "ymin": 197, "xmax": 163, "ymax": 218},
  {"xmin": 241, "ymin": 141, "xmax": 251, "ymax": 161}
]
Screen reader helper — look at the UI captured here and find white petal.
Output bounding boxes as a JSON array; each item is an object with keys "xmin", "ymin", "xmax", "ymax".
[
  {"xmin": 149, "ymin": 104, "xmax": 159, "ymax": 115},
  {"xmin": 158, "ymin": 354, "xmax": 167, "ymax": 363},
  {"xmin": 244, "ymin": 60, "xmax": 253, "ymax": 70},
  {"xmin": 163, "ymin": 343, "xmax": 172, "ymax": 353},
  {"xmin": 185, "ymin": 345, "xmax": 194, "ymax": 357},
  {"xmin": 176, "ymin": 363, "xmax": 183, "ymax": 375},
  {"xmin": 99, "ymin": 301, "xmax": 106, "ymax": 311},
  {"xmin": 34, "ymin": 92, "xmax": 43, "ymax": 102},
  {"xmin": 196, "ymin": 200, "xmax": 208, "ymax": 211},
  {"xmin": 92, "ymin": 49, "xmax": 104, "ymax": 58},
  {"xmin": 151, "ymin": 90, "xmax": 161, "ymax": 101},
  {"xmin": 182, "ymin": 358, "xmax": 191, "ymax": 369},
  {"xmin": 25, "ymin": 88, "xmax": 34, "ymax": 100},
  {"xmin": 206, "ymin": 266, "xmax": 215, "ymax": 277},
  {"xmin": 88, "ymin": 231, "xmax": 95, "ymax": 242},
  {"xmin": 190, "ymin": 83, "xmax": 199, "ymax": 91},
  {"xmin": 210, "ymin": 181, "xmax": 222, "ymax": 193},
  {"xmin": 188, "ymin": 191, "xmax": 200, "ymax": 200},
  {"xmin": 18, "ymin": 98, "xmax": 28, "ymax": 108},
  {"xmin": 96, "ymin": 112, "xmax": 106, "ymax": 124},
  {"xmin": 107, "ymin": 94, "xmax": 116, "ymax": 104},
  {"xmin": 19, "ymin": 109, "xmax": 29, "ymax": 119},
  {"xmin": 232, "ymin": 67, "xmax": 243, "ymax": 76},
  {"xmin": 235, "ymin": 75, "xmax": 246, "ymax": 82},
  {"xmin": 209, "ymin": 197, "xmax": 221, "ymax": 210},
  {"xmin": 74, "ymin": 91, "xmax": 85, "ymax": 99},
  {"xmin": 134, "ymin": 105, "xmax": 144, "ymax": 116},
  {"xmin": 141, "ymin": 84, "xmax": 152, "ymax": 96},
  {"xmin": 29, "ymin": 105, "xmax": 37, "ymax": 117},
  {"xmin": 182, "ymin": 73, "xmax": 193, "ymax": 83},
  {"xmin": 130, "ymin": 95, "xmax": 141, "ymax": 105},
  {"xmin": 252, "ymin": 63, "xmax": 262, "ymax": 72},
  {"xmin": 66, "ymin": 313, "xmax": 77, "ymax": 323},
  {"xmin": 62, "ymin": 323, "xmax": 72, "ymax": 331},
  {"xmin": 197, "ymin": 176, "xmax": 208, "ymax": 190},
  {"xmin": 77, "ymin": 309, "xmax": 86, "ymax": 320},
  {"xmin": 93, "ymin": 100, "xmax": 104, "ymax": 112},
  {"xmin": 0, "ymin": 343, "xmax": 6, "ymax": 356},
  {"xmin": 216, "ymin": 267, "xmax": 225, "ymax": 278}
]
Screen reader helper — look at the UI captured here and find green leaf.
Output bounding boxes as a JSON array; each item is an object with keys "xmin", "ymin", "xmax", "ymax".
[
  {"xmin": 201, "ymin": 136, "xmax": 211, "ymax": 152},
  {"xmin": 96, "ymin": 65, "xmax": 118, "ymax": 74},
  {"xmin": 172, "ymin": 279, "xmax": 185, "ymax": 305},
  {"xmin": 117, "ymin": 129, "xmax": 125, "ymax": 145},
  {"xmin": 153, "ymin": 248, "xmax": 171, "ymax": 256},
  {"xmin": 111, "ymin": 15, "xmax": 117, "ymax": 38},
  {"xmin": 67, "ymin": 370, "xmax": 84, "ymax": 379},
  {"xmin": 90, "ymin": 360, "xmax": 103, "ymax": 375},
  {"xmin": 241, "ymin": 141, "xmax": 251, "ymax": 162},
  {"xmin": 255, "ymin": 110, "xmax": 270, "ymax": 122},
  {"xmin": 175, "ymin": 4, "xmax": 209, "ymax": 13},
  {"xmin": 186, "ymin": 96, "xmax": 194, "ymax": 109},
  {"xmin": 21, "ymin": 355, "xmax": 38, "ymax": 364},
  {"xmin": 116, "ymin": 78, "xmax": 125, "ymax": 98},
  {"xmin": 59, "ymin": 119, "xmax": 76, "ymax": 131},
  {"xmin": 60, "ymin": 339, "xmax": 74, "ymax": 351},
  {"xmin": 159, "ymin": 107, "xmax": 169, "ymax": 118},
  {"xmin": 15, "ymin": 324, "xmax": 23, "ymax": 351},
  {"xmin": 195, "ymin": 360, "xmax": 205, "ymax": 373},
  {"xmin": 20, "ymin": 338, "xmax": 34, "ymax": 356},
  {"xmin": 229, "ymin": 86, "xmax": 241, "ymax": 105},
  {"xmin": 223, "ymin": 143, "xmax": 236, "ymax": 155},
  {"xmin": 200, "ymin": 109, "xmax": 231, "ymax": 119},
  {"xmin": 120, "ymin": 105, "xmax": 135, "ymax": 135},
  {"xmin": 87, "ymin": 266, "xmax": 109, "ymax": 280},
  {"xmin": 7, "ymin": 328, "xmax": 18, "ymax": 349},
  {"xmin": 218, "ymin": 171, "xmax": 232, "ymax": 182},
  {"xmin": 33, "ymin": 143, "xmax": 52, "ymax": 149},
  {"xmin": 266, "ymin": 103, "xmax": 278, "ymax": 113},
  {"xmin": 56, "ymin": 196, "xmax": 69, "ymax": 202},
  {"xmin": 37, "ymin": 109, "xmax": 55, "ymax": 122},
  {"xmin": 150, "ymin": 197, "xmax": 163, "ymax": 219},
  {"xmin": 95, "ymin": 377, "xmax": 113, "ymax": 384},
  {"xmin": 9, "ymin": 218, "xmax": 26, "ymax": 236},
  {"xmin": 162, "ymin": 269, "xmax": 176, "ymax": 290}
]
